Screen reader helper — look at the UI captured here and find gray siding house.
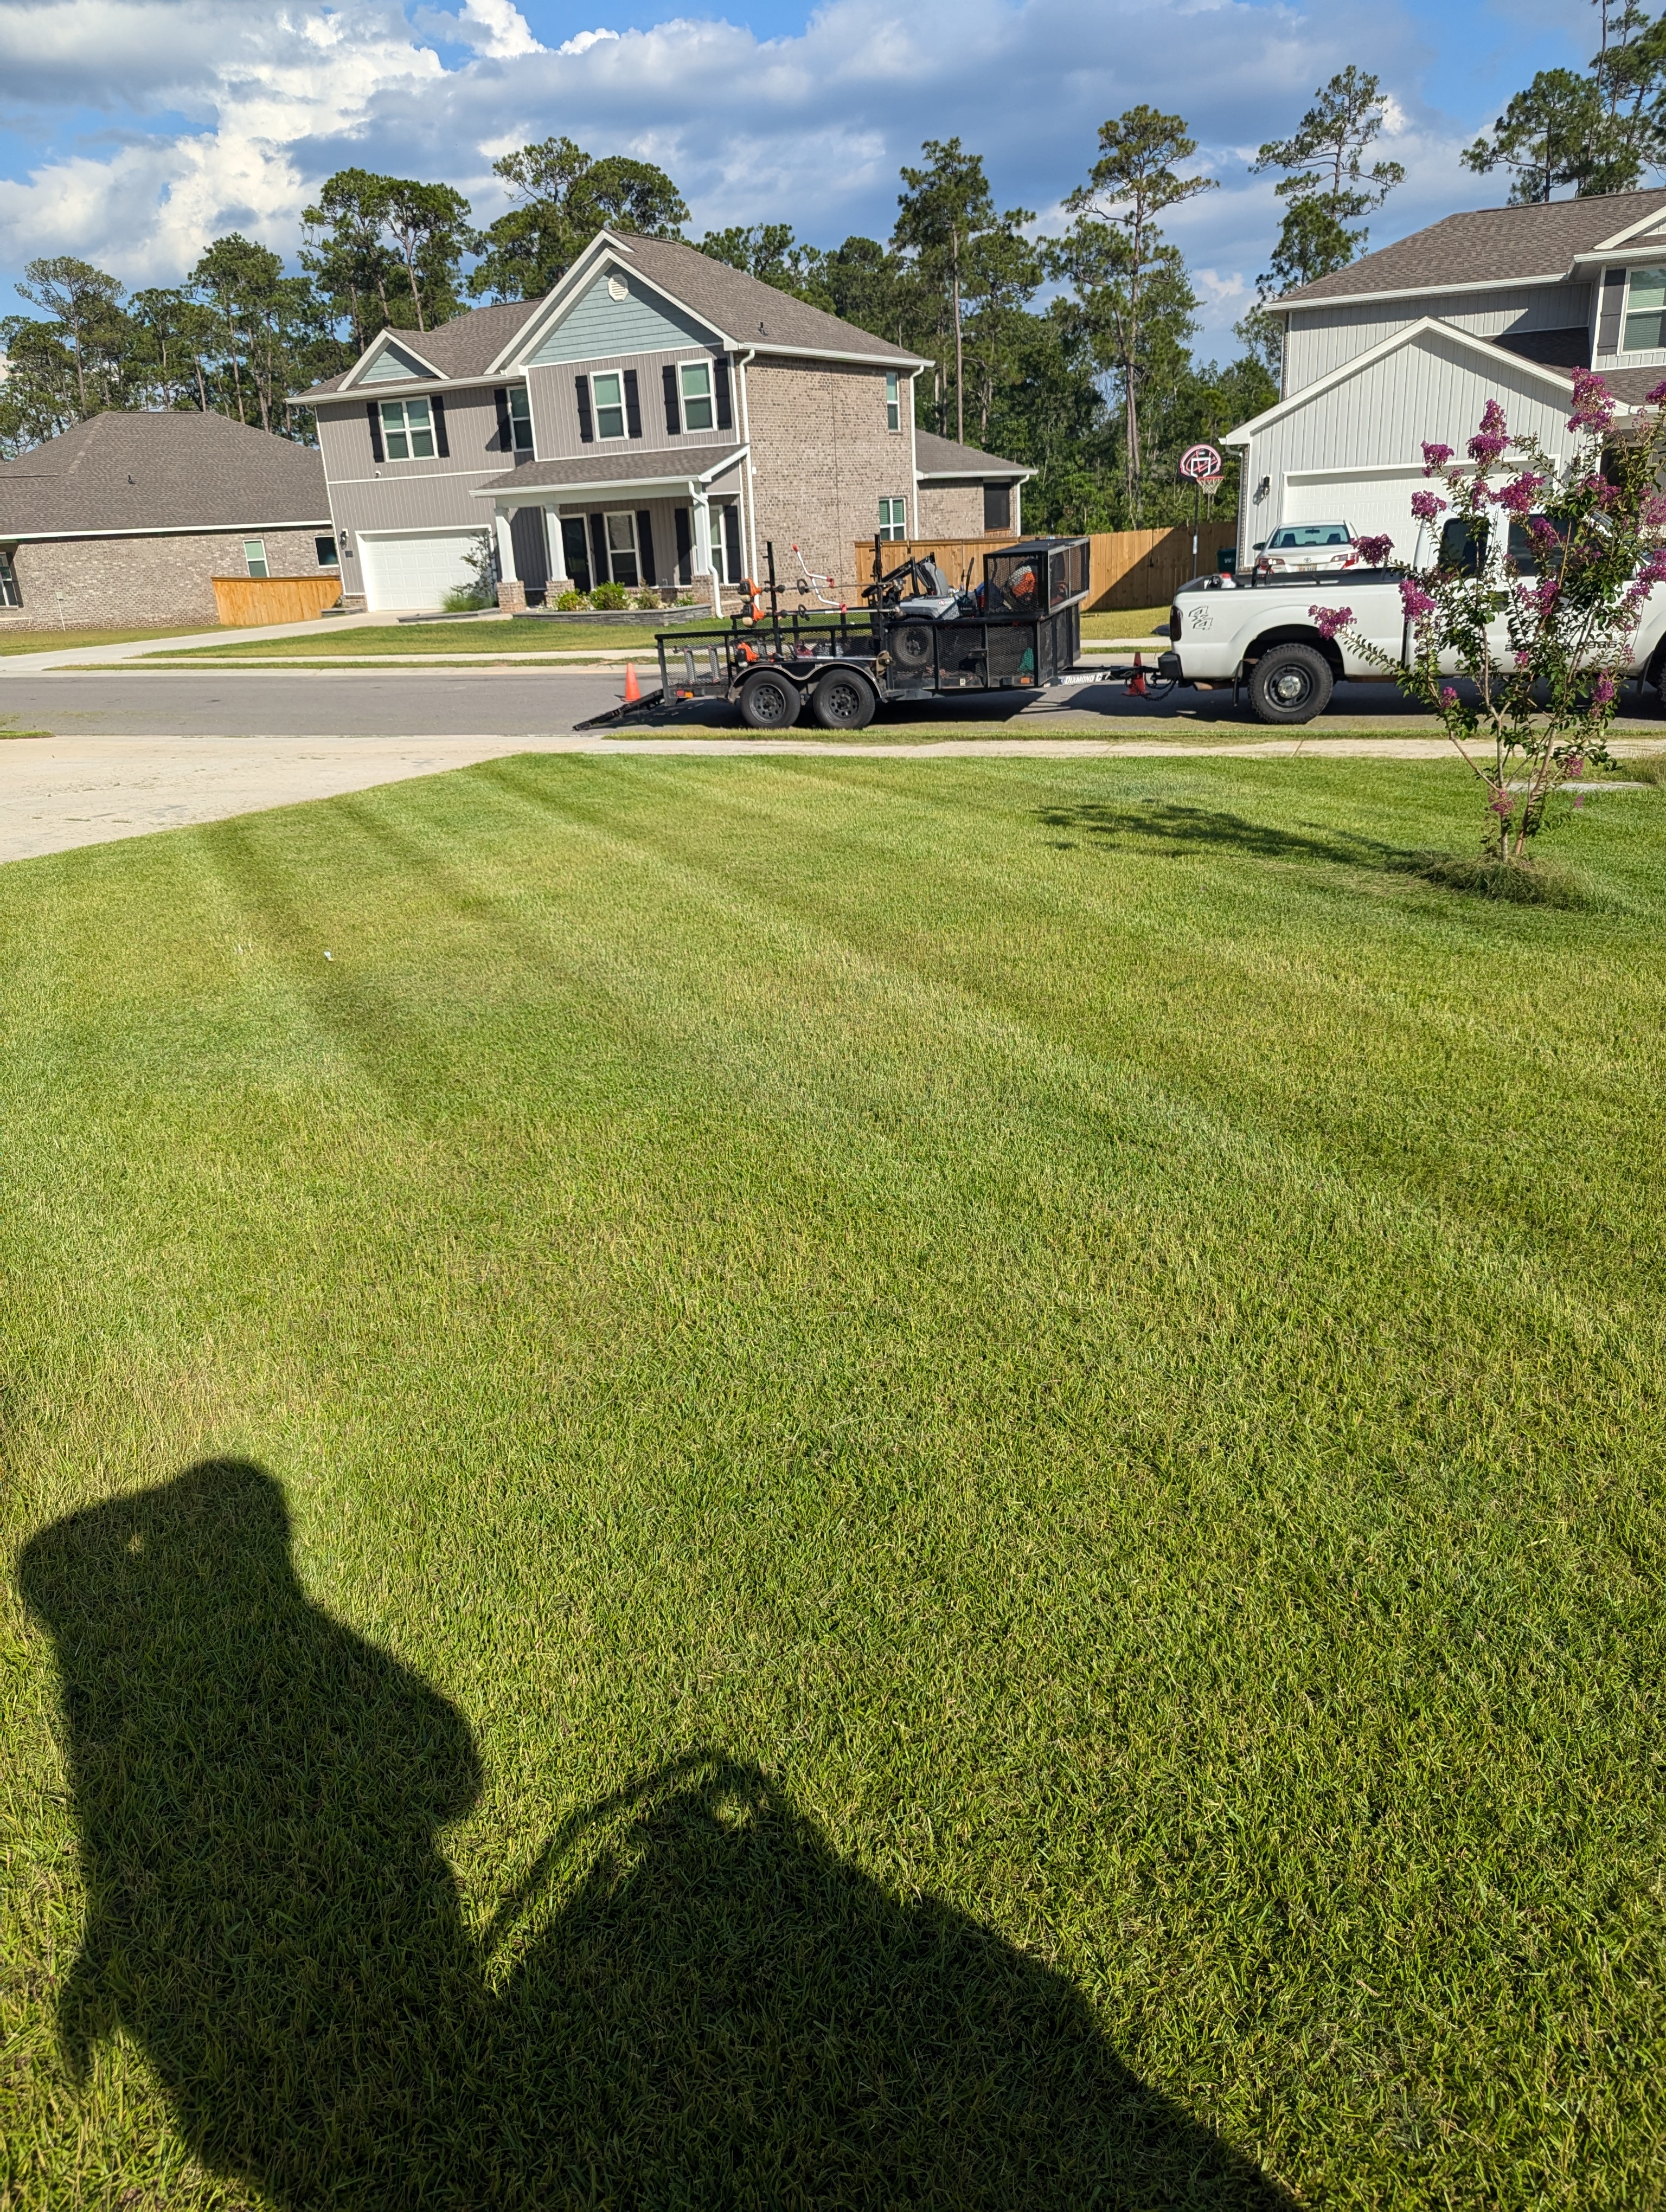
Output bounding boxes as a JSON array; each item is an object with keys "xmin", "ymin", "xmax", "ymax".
[
  {"xmin": 0, "ymin": 411, "xmax": 334, "ymax": 629},
  {"xmin": 294, "ymin": 232, "xmax": 1028, "ymax": 612},
  {"xmin": 1227, "ymin": 188, "xmax": 1666, "ymax": 568}
]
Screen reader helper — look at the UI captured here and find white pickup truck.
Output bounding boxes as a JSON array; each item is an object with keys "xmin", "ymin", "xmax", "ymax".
[{"xmin": 1156, "ymin": 522, "xmax": 1666, "ymax": 724}]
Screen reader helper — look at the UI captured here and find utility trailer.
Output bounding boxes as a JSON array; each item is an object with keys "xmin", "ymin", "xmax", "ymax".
[{"xmin": 574, "ymin": 537, "xmax": 1093, "ymax": 732}]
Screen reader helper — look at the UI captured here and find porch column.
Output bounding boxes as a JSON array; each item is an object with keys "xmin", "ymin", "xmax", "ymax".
[
  {"xmin": 691, "ymin": 486, "xmax": 721, "ymax": 615},
  {"xmin": 492, "ymin": 507, "xmax": 516, "ymax": 585},
  {"xmin": 542, "ymin": 504, "xmax": 567, "ymax": 587}
]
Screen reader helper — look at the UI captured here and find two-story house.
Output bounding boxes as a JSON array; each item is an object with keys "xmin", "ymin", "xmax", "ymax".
[
  {"xmin": 1225, "ymin": 187, "xmax": 1666, "ymax": 568},
  {"xmin": 292, "ymin": 229, "xmax": 1029, "ymax": 612}
]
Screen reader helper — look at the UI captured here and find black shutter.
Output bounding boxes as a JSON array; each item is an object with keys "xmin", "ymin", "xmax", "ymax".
[
  {"xmin": 722, "ymin": 503, "xmax": 742, "ymax": 580},
  {"xmin": 588, "ymin": 511, "xmax": 608, "ymax": 583},
  {"xmin": 662, "ymin": 364, "xmax": 681, "ymax": 435},
  {"xmin": 432, "ymin": 393, "xmax": 450, "ymax": 458},
  {"xmin": 714, "ymin": 356, "xmax": 733, "ymax": 430},
  {"xmin": 575, "ymin": 375, "xmax": 593, "ymax": 443},
  {"xmin": 623, "ymin": 369, "xmax": 642, "ymax": 439},
  {"xmin": 366, "ymin": 401, "xmax": 384, "ymax": 462},
  {"xmin": 561, "ymin": 517, "xmax": 592, "ymax": 592},
  {"xmin": 1599, "ymin": 267, "xmax": 1626, "ymax": 353},
  {"xmin": 636, "ymin": 510, "xmax": 656, "ymax": 585},
  {"xmin": 494, "ymin": 387, "xmax": 513, "ymax": 451},
  {"xmin": 674, "ymin": 506, "xmax": 692, "ymax": 582}
]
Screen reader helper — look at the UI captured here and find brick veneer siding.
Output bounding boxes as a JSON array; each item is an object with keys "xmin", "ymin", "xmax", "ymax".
[
  {"xmin": 0, "ymin": 528, "xmax": 330, "ymax": 630},
  {"xmin": 915, "ymin": 483, "xmax": 987, "ymax": 536},
  {"xmin": 743, "ymin": 357, "xmax": 911, "ymax": 597}
]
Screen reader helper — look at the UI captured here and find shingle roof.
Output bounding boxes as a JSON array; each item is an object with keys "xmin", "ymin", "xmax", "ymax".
[
  {"xmin": 609, "ymin": 233, "xmax": 925, "ymax": 364},
  {"xmin": 913, "ymin": 428, "xmax": 1028, "ymax": 479},
  {"xmin": 473, "ymin": 446, "xmax": 746, "ymax": 494},
  {"xmin": 294, "ymin": 297, "xmax": 543, "ymax": 400},
  {"xmin": 0, "ymin": 410, "xmax": 329, "ymax": 538},
  {"xmin": 1274, "ymin": 188, "xmax": 1666, "ymax": 307}
]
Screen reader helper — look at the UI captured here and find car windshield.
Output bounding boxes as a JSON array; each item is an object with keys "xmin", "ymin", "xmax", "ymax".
[{"xmin": 1267, "ymin": 525, "xmax": 1351, "ymax": 548}]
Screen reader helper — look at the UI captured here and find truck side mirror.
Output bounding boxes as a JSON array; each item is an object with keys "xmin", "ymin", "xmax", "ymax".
[{"xmin": 1253, "ymin": 541, "xmax": 1266, "ymax": 553}]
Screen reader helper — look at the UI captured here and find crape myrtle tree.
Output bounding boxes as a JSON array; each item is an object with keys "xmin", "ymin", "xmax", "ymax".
[{"xmin": 1319, "ymin": 371, "xmax": 1666, "ymax": 861}]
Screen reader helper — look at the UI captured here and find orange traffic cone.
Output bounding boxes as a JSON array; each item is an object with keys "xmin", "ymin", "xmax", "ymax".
[
  {"xmin": 623, "ymin": 662, "xmax": 640, "ymax": 702},
  {"xmin": 1129, "ymin": 651, "xmax": 1148, "ymax": 698}
]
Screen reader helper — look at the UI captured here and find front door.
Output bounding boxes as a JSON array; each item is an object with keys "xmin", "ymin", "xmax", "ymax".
[{"xmin": 560, "ymin": 518, "xmax": 592, "ymax": 593}]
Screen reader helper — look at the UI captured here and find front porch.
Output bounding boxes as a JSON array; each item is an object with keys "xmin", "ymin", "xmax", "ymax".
[{"xmin": 473, "ymin": 448, "xmax": 748, "ymax": 610}]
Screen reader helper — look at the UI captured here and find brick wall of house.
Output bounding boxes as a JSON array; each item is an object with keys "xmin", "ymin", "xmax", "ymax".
[
  {"xmin": 744, "ymin": 358, "xmax": 912, "ymax": 597},
  {"xmin": 1, "ymin": 529, "xmax": 330, "ymax": 629},
  {"xmin": 915, "ymin": 483, "xmax": 986, "ymax": 537}
]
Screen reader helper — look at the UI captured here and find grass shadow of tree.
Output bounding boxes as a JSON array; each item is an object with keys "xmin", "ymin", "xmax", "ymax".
[
  {"xmin": 20, "ymin": 1462, "xmax": 1293, "ymax": 2209},
  {"xmin": 1035, "ymin": 800, "xmax": 1414, "ymax": 873}
]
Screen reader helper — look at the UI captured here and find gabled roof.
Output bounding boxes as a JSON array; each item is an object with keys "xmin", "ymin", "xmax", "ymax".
[
  {"xmin": 0, "ymin": 410, "xmax": 329, "ymax": 538},
  {"xmin": 1223, "ymin": 315, "xmax": 1604, "ymax": 446},
  {"xmin": 1273, "ymin": 187, "xmax": 1666, "ymax": 310},
  {"xmin": 913, "ymin": 428, "xmax": 1028, "ymax": 480},
  {"xmin": 295, "ymin": 298, "xmax": 543, "ymax": 401},
  {"xmin": 496, "ymin": 230, "xmax": 928, "ymax": 373}
]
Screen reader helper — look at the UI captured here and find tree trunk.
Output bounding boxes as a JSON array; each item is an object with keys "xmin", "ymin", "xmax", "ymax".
[{"xmin": 952, "ymin": 229, "xmax": 964, "ymax": 446}]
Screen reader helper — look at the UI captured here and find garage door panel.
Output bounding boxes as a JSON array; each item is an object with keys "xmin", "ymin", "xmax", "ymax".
[
  {"xmin": 359, "ymin": 531, "xmax": 479, "ymax": 612},
  {"xmin": 1284, "ymin": 471, "xmax": 1430, "ymax": 567}
]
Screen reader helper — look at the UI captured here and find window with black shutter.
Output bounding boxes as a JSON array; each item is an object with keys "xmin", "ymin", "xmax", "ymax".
[
  {"xmin": 623, "ymin": 369, "xmax": 642, "ymax": 439},
  {"xmin": 662, "ymin": 364, "xmax": 681, "ymax": 436},
  {"xmin": 494, "ymin": 388, "xmax": 514, "ymax": 451},
  {"xmin": 575, "ymin": 375, "xmax": 593, "ymax": 443},
  {"xmin": 714, "ymin": 356, "xmax": 733, "ymax": 430},
  {"xmin": 366, "ymin": 401, "xmax": 384, "ymax": 462}
]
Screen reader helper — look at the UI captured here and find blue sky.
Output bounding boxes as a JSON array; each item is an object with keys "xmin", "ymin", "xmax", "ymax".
[{"xmin": 0, "ymin": 0, "xmax": 1607, "ymax": 357}]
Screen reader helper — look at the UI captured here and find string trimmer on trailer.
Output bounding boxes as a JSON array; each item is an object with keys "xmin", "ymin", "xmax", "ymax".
[{"xmin": 574, "ymin": 535, "xmax": 1142, "ymax": 731}]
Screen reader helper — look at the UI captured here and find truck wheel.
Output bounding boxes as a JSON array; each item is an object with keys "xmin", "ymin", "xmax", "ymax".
[
  {"xmin": 738, "ymin": 669, "xmax": 801, "ymax": 730},
  {"xmin": 809, "ymin": 671, "xmax": 876, "ymax": 730},
  {"xmin": 1248, "ymin": 643, "xmax": 1333, "ymax": 724}
]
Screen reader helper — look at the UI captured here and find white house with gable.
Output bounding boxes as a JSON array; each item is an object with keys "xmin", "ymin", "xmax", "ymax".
[{"xmin": 1226, "ymin": 188, "xmax": 1666, "ymax": 569}]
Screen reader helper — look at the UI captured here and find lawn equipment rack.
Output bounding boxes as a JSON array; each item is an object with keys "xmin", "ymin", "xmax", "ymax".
[{"xmin": 574, "ymin": 537, "xmax": 1094, "ymax": 732}]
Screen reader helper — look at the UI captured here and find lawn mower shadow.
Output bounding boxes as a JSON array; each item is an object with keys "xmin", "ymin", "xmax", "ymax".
[
  {"xmin": 20, "ymin": 1462, "xmax": 1292, "ymax": 2210},
  {"xmin": 1037, "ymin": 799, "xmax": 1413, "ymax": 872}
]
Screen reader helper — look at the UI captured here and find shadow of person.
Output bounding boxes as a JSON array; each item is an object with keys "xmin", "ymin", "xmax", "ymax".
[{"xmin": 22, "ymin": 1463, "xmax": 1292, "ymax": 2210}]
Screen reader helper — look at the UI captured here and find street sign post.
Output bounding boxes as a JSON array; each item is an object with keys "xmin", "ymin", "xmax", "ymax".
[{"xmin": 1179, "ymin": 443, "xmax": 1225, "ymax": 577}]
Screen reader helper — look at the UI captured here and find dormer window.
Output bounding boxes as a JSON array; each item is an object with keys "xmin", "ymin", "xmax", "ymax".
[
  {"xmin": 379, "ymin": 397, "xmax": 434, "ymax": 460},
  {"xmin": 1624, "ymin": 267, "xmax": 1666, "ymax": 351}
]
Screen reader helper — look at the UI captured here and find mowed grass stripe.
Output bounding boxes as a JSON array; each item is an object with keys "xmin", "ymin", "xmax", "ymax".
[{"xmin": 2, "ymin": 756, "xmax": 1662, "ymax": 2207}]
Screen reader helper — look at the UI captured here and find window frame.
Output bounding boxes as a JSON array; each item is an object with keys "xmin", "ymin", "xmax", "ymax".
[
  {"xmin": 592, "ymin": 372, "xmax": 627, "ymax": 441},
  {"xmin": 378, "ymin": 396, "xmax": 435, "ymax": 461},
  {"xmin": 508, "ymin": 386, "xmax": 534, "ymax": 453},
  {"xmin": 0, "ymin": 547, "xmax": 20, "ymax": 609},
  {"xmin": 678, "ymin": 360, "xmax": 715, "ymax": 433},
  {"xmin": 315, "ymin": 536, "xmax": 340, "ymax": 570},
  {"xmin": 242, "ymin": 537, "xmax": 269, "ymax": 579},
  {"xmin": 604, "ymin": 509, "xmax": 639, "ymax": 586},
  {"xmin": 878, "ymin": 497, "xmax": 907, "ymax": 542},
  {"xmin": 885, "ymin": 371, "xmax": 901, "ymax": 433},
  {"xmin": 1623, "ymin": 265, "xmax": 1666, "ymax": 353}
]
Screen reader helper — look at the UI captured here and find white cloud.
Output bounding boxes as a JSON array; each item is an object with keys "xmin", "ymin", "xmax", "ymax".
[{"xmin": 0, "ymin": 0, "xmax": 1541, "ymax": 348}]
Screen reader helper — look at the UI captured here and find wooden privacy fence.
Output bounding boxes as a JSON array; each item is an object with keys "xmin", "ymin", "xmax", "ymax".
[
  {"xmin": 213, "ymin": 575, "xmax": 343, "ymax": 627},
  {"xmin": 849, "ymin": 524, "xmax": 1237, "ymax": 610}
]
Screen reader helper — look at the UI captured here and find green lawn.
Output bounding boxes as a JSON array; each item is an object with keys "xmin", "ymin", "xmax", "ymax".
[
  {"xmin": 0, "ymin": 622, "xmax": 220, "ymax": 655},
  {"xmin": 3, "ymin": 758, "xmax": 1663, "ymax": 2208},
  {"xmin": 1083, "ymin": 604, "xmax": 1172, "ymax": 638},
  {"xmin": 151, "ymin": 619, "xmax": 687, "ymax": 659}
]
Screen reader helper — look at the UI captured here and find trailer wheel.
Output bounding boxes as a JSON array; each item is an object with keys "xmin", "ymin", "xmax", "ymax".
[
  {"xmin": 890, "ymin": 621, "xmax": 935, "ymax": 670},
  {"xmin": 1247, "ymin": 643, "xmax": 1332, "ymax": 724},
  {"xmin": 738, "ymin": 669, "xmax": 802, "ymax": 729},
  {"xmin": 809, "ymin": 670, "xmax": 876, "ymax": 730}
]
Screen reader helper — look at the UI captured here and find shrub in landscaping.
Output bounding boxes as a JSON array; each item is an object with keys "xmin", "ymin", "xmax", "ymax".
[
  {"xmin": 589, "ymin": 582, "xmax": 631, "ymax": 611},
  {"xmin": 555, "ymin": 589, "xmax": 590, "ymax": 612}
]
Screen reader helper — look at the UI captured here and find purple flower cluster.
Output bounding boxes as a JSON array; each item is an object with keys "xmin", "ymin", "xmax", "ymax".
[
  {"xmin": 1568, "ymin": 367, "xmax": 1615, "ymax": 435},
  {"xmin": 1644, "ymin": 491, "xmax": 1666, "ymax": 528},
  {"xmin": 1353, "ymin": 532, "xmax": 1394, "ymax": 567},
  {"xmin": 1399, "ymin": 578, "xmax": 1436, "ymax": 621},
  {"xmin": 1494, "ymin": 472, "xmax": 1544, "ymax": 516},
  {"xmin": 1590, "ymin": 674, "xmax": 1617, "ymax": 713},
  {"xmin": 1566, "ymin": 754, "xmax": 1587, "ymax": 777},
  {"xmin": 1468, "ymin": 400, "xmax": 1510, "ymax": 466},
  {"xmin": 1648, "ymin": 379, "xmax": 1666, "ymax": 407},
  {"xmin": 1421, "ymin": 441, "xmax": 1453, "ymax": 475},
  {"xmin": 1308, "ymin": 603, "xmax": 1353, "ymax": 640},
  {"xmin": 1409, "ymin": 489, "xmax": 1447, "ymax": 524}
]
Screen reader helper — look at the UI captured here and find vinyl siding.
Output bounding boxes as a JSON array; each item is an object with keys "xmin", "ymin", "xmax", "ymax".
[
  {"xmin": 358, "ymin": 340, "xmax": 437, "ymax": 384},
  {"xmin": 1239, "ymin": 327, "xmax": 1581, "ymax": 564},
  {"xmin": 527, "ymin": 266, "xmax": 719, "ymax": 365},
  {"xmin": 317, "ymin": 388, "xmax": 537, "ymax": 541},
  {"xmin": 526, "ymin": 350, "xmax": 731, "ymax": 464},
  {"xmin": 1283, "ymin": 283, "xmax": 1591, "ymax": 393}
]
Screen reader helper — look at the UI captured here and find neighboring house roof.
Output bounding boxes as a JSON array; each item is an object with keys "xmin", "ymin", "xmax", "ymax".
[
  {"xmin": 913, "ymin": 428, "xmax": 1029, "ymax": 480},
  {"xmin": 0, "ymin": 410, "xmax": 329, "ymax": 539},
  {"xmin": 473, "ymin": 446, "xmax": 747, "ymax": 497},
  {"xmin": 1272, "ymin": 188, "xmax": 1666, "ymax": 309},
  {"xmin": 296, "ymin": 298, "xmax": 543, "ymax": 400}
]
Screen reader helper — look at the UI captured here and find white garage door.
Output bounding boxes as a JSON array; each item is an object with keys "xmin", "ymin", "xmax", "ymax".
[
  {"xmin": 1284, "ymin": 468, "xmax": 1432, "ymax": 566},
  {"xmin": 358, "ymin": 530, "xmax": 479, "ymax": 612}
]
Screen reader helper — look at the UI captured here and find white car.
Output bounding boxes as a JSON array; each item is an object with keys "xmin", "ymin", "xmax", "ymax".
[{"xmin": 1251, "ymin": 522, "xmax": 1361, "ymax": 579}]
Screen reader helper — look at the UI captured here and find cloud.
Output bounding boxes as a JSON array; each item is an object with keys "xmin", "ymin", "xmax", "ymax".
[{"xmin": 0, "ymin": 0, "xmax": 1540, "ymax": 345}]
